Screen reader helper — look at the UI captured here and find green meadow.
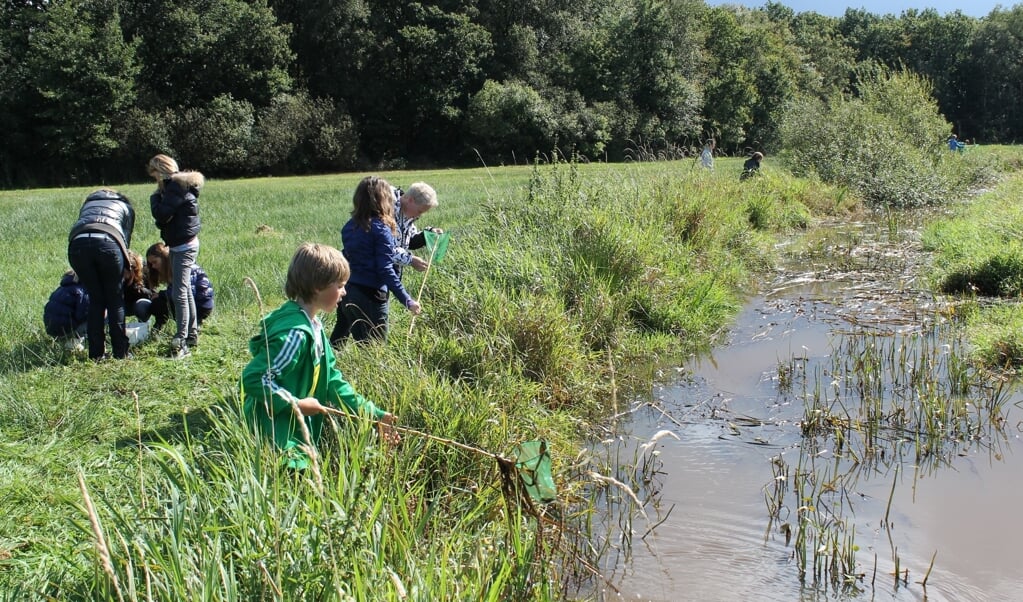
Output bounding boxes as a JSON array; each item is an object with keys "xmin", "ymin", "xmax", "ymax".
[{"xmin": 5, "ymin": 151, "xmax": 1019, "ymax": 600}]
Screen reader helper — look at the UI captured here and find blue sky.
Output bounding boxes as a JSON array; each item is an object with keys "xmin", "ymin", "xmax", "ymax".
[{"xmin": 704, "ymin": 0, "xmax": 1014, "ymax": 18}]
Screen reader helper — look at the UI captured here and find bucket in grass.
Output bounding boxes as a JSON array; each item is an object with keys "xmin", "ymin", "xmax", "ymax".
[{"xmin": 127, "ymin": 322, "xmax": 149, "ymax": 346}]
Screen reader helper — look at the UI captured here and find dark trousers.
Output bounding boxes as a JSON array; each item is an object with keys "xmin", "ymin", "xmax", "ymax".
[
  {"xmin": 329, "ymin": 284, "xmax": 389, "ymax": 345},
  {"xmin": 68, "ymin": 235, "xmax": 127, "ymax": 359}
]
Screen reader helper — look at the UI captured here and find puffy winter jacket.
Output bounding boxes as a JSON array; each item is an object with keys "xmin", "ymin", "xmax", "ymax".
[
  {"xmin": 43, "ymin": 273, "xmax": 89, "ymax": 337},
  {"xmin": 150, "ymin": 173, "xmax": 202, "ymax": 247},
  {"xmin": 192, "ymin": 266, "xmax": 215, "ymax": 311},
  {"xmin": 68, "ymin": 189, "xmax": 134, "ymax": 261}
]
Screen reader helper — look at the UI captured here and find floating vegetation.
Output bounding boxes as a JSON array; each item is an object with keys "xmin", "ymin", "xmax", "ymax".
[
  {"xmin": 581, "ymin": 200, "xmax": 1022, "ymax": 599},
  {"xmin": 794, "ymin": 322, "xmax": 1007, "ymax": 448},
  {"xmin": 765, "ymin": 221, "xmax": 1013, "ymax": 595}
]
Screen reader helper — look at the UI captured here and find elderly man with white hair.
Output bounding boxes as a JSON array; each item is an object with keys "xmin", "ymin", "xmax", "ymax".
[{"xmin": 391, "ymin": 182, "xmax": 443, "ymax": 277}]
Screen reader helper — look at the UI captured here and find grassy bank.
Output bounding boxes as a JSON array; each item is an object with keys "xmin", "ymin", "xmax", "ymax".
[
  {"xmin": 922, "ymin": 146, "xmax": 1023, "ymax": 370},
  {"xmin": 0, "ymin": 157, "xmax": 844, "ymax": 599}
]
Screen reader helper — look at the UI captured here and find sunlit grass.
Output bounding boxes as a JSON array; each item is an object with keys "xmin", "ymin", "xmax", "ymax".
[
  {"xmin": 922, "ymin": 160, "xmax": 1023, "ymax": 368},
  {"xmin": 1, "ymin": 156, "xmax": 834, "ymax": 598}
]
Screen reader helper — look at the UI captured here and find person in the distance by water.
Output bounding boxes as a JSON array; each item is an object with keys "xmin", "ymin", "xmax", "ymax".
[{"xmin": 740, "ymin": 151, "xmax": 764, "ymax": 181}]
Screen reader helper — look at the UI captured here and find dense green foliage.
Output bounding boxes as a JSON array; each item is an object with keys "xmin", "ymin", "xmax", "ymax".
[
  {"xmin": 776, "ymin": 66, "xmax": 995, "ymax": 207},
  {"xmin": 0, "ymin": 159, "xmax": 827, "ymax": 599},
  {"xmin": 2, "ymin": 0, "xmax": 1022, "ymax": 186}
]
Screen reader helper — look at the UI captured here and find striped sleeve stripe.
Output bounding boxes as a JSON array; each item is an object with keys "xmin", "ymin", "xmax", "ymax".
[
  {"xmin": 271, "ymin": 329, "xmax": 303, "ymax": 373},
  {"xmin": 260, "ymin": 329, "xmax": 304, "ymax": 403}
]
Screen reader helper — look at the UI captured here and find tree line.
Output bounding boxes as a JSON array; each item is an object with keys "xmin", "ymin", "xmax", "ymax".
[{"xmin": 1, "ymin": 0, "xmax": 1020, "ymax": 188}]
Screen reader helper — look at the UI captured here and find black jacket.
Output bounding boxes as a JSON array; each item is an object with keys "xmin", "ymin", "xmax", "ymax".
[
  {"xmin": 740, "ymin": 157, "xmax": 762, "ymax": 181},
  {"xmin": 151, "ymin": 174, "xmax": 201, "ymax": 247},
  {"xmin": 68, "ymin": 189, "xmax": 134, "ymax": 261}
]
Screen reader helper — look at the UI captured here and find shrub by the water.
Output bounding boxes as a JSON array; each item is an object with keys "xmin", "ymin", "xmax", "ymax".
[{"xmin": 778, "ymin": 65, "xmax": 985, "ymax": 208}]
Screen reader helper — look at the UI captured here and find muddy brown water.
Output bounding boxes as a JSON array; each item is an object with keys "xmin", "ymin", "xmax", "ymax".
[{"xmin": 585, "ymin": 219, "xmax": 1023, "ymax": 601}]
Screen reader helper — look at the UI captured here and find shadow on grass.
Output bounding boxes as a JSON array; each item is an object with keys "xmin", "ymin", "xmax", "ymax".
[
  {"xmin": 0, "ymin": 338, "xmax": 78, "ymax": 376},
  {"xmin": 114, "ymin": 402, "xmax": 222, "ymax": 450}
]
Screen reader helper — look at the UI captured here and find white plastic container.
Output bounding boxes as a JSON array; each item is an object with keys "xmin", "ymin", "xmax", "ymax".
[{"xmin": 126, "ymin": 321, "xmax": 150, "ymax": 346}]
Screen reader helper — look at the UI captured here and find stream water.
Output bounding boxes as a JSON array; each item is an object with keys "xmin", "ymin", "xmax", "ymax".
[{"xmin": 585, "ymin": 217, "xmax": 1023, "ymax": 601}]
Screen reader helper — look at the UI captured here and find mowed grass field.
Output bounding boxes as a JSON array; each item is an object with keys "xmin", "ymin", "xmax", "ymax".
[{"xmin": 0, "ymin": 157, "xmax": 839, "ymax": 599}]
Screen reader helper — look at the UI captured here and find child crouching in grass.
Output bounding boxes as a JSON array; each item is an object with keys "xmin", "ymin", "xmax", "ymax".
[{"xmin": 240, "ymin": 242, "xmax": 398, "ymax": 469}]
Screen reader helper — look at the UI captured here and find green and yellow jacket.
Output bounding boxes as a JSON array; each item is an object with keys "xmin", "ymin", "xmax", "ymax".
[{"xmin": 241, "ymin": 300, "xmax": 385, "ymax": 468}]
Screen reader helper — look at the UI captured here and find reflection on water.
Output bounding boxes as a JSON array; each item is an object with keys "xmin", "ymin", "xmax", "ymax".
[{"xmin": 583, "ymin": 220, "xmax": 1023, "ymax": 601}]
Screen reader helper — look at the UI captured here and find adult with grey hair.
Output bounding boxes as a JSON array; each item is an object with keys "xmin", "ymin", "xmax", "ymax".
[{"xmin": 391, "ymin": 182, "xmax": 443, "ymax": 277}]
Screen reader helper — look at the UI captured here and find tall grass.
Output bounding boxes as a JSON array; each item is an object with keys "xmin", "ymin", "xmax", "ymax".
[
  {"xmin": 771, "ymin": 316, "xmax": 1011, "ymax": 593},
  {"xmin": 0, "ymin": 158, "xmax": 824, "ymax": 599},
  {"xmin": 922, "ymin": 160, "xmax": 1023, "ymax": 369}
]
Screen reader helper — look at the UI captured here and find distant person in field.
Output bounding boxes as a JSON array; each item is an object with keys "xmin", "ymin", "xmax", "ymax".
[
  {"xmin": 147, "ymin": 154, "xmax": 204, "ymax": 359},
  {"xmin": 329, "ymin": 176, "xmax": 422, "ymax": 345},
  {"xmin": 740, "ymin": 151, "xmax": 764, "ymax": 181},
  {"xmin": 700, "ymin": 139, "xmax": 715, "ymax": 170},
  {"xmin": 391, "ymin": 182, "xmax": 443, "ymax": 277},
  {"xmin": 43, "ymin": 269, "xmax": 89, "ymax": 348},
  {"xmin": 67, "ymin": 188, "xmax": 135, "ymax": 360},
  {"xmin": 241, "ymin": 242, "xmax": 399, "ymax": 470},
  {"xmin": 948, "ymin": 134, "xmax": 965, "ymax": 152},
  {"xmin": 141, "ymin": 242, "xmax": 214, "ymax": 331}
]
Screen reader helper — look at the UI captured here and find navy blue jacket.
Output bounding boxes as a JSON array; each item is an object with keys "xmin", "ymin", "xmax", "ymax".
[
  {"xmin": 43, "ymin": 273, "xmax": 89, "ymax": 337},
  {"xmin": 151, "ymin": 176, "xmax": 201, "ymax": 247},
  {"xmin": 192, "ymin": 266, "xmax": 215, "ymax": 311},
  {"xmin": 341, "ymin": 218, "xmax": 413, "ymax": 308}
]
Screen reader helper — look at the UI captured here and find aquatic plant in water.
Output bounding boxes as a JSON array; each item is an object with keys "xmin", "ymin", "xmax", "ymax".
[{"xmin": 774, "ymin": 317, "xmax": 1009, "ymax": 593}]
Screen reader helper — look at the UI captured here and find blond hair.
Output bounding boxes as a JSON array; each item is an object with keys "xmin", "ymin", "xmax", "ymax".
[
  {"xmin": 285, "ymin": 243, "xmax": 350, "ymax": 303},
  {"xmin": 147, "ymin": 154, "xmax": 179, "ymax": 180},
  {"xmin": 148, "ymin": 154, "xmax": 206, "ymax": 192}
]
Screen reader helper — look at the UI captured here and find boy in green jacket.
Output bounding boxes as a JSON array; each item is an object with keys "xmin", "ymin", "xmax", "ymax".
[{"xmin": 241, "ymin": 242, "xmax": 398, "ymax": 469}]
